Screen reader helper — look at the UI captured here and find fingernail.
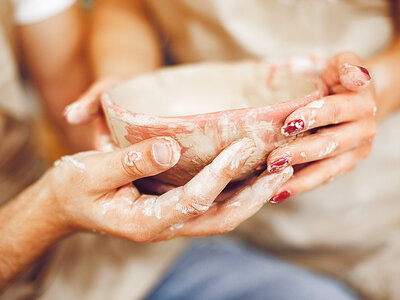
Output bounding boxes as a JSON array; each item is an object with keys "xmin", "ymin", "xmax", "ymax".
[
  {"xmin": 270, "ymin": 190, "xmax": 291, "ymax": 204},
  {"xmin": 281, "ymin": 119, "xmax": 305, "ymax": 136},
  {"xmin": 357, "ymin": 66, "xmax": 371, "ymax": 80},
  {"xmin": 153, "ymin": 137, "xmax": 181, "ymax": 166},
  {"xmin": 268, "ymin": 156, "xmax": 291, "ymax": 173},
  {"xmin": 152, "ymin": 141, "xmax": 172, "ymax": 165},
  {"xmin": 340, "ymin": 64, "xmax": 371, "ymax": 88}
]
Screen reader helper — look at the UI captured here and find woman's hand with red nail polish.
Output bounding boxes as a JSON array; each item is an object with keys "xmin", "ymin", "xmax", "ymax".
[{"xmin": 268, "ymin": 52, "xmax": 377, "ymax": 199}]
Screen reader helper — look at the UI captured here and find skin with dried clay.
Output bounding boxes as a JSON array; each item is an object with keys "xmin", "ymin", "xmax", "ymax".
[{"xmin": 0, "ymin": 137, "xmax": 292, "ymax": 289}]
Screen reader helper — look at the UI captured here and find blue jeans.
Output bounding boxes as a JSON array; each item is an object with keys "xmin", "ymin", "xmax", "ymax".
[{"xmin": 146, "ymin": 237, "xmax": 360, "ymax": 300}]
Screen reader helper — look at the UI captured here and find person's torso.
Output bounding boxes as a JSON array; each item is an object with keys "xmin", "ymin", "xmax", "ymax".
[{"xmin": 145, "ymin": 0, "xmax": 394, "ymax": 62}]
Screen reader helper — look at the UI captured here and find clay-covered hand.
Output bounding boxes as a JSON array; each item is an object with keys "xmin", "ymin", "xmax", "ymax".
[
  {"xmin": 267, "ymin": 52, "xmax": 377, "ymax": 204},
  {"xmin": 63, "ymin": 77, "xmax": 120, "ymax": 151},
  {"xmin": 42, "ymin": 138, "xmax": 292, "ymax": 241}
]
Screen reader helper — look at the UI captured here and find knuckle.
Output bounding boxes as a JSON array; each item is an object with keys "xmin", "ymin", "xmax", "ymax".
[
  {"xmin": 217, "ymin": 166, "xmax": 235, "ymax": 181},
  {"xmin": 120, "ymin": 155, "xmax": 146, "ymax": 178},
  {"xmin": 180, "ymin": 186, "xmax": 211, "ymax": 216},
  {"xmin": 184, "ymin": 199, "xmax": 210, "ymax": 216}
]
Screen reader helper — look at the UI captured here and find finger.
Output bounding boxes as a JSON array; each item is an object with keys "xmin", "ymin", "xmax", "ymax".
[
  {"xmin": 281, "ymin": 92, "xmax": 375, "ymax": 136},
  {"xmin": 85, "ymin": 137, "xmax": 181, "ymax": 191},
  {"xmin": 321, "ymin": 52, "xmax": 371, "ymax": 91},
  {"xmin": 95, "ymin": 183, "xmax": 140, "ymax": 221},
  {"xmin": 269, "ymin": 144, "xmax": 372, "ymax": 204},
  {"xmin": 113, "ymin": 183, "xmax": 141, "ymax": 204},
  {"xmin": 268, "ymin": 119, "xmax": 376, "ymax": 173},
  {"xmin": 133, "ymin": 138, "xmax": 256, "ymax": 238},
  {"xmin": 63, "ymin": 77, "xmax": 120, "ymax": 124},
  {"xmin": 154, "ymin": 167, "xmax": 293, "ymax": 240}
]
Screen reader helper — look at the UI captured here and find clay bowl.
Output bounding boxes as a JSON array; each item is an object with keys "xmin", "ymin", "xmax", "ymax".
[{"xmin": 102, "ymin": 61, "xmax": 326, "ymax": 186}]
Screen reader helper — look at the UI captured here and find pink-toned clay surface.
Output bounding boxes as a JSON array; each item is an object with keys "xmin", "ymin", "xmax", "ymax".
[{"xmin": 102, "ymin": 61, "xmax": 326, "ymax": 185}]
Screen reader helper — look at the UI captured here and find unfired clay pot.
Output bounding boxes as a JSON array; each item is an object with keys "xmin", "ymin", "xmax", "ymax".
[{"xmin": 102, "ymin": 61, "xmax": 326, "ymax": 185}]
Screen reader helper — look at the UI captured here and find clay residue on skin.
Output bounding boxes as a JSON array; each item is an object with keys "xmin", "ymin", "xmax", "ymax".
[
  {"xmin": 124, "ymin": 150, "xmax": 143, "ymax": 167},
  {"xmin": 101, "ymin": 199, "xmax": 114, "ymax": 215},
  {"xmin": 227, "ymin": 201, "xmax": 241, "ymax": 208},
  {"xmin": 142, "ymin": 197, "xmax": 158, "ymax": 218},
  {"xmin": 306, "ymin": 99, "xmax": 325, "ymax": 109},
  {"xmin": 308, "ymin": 110, "xmax": 317, "ymax": 127},
  {"xmin": 246, "ymin": 167, "xmax": 293, "ymax": 210},
  {"xmin": 209, "ymin": 138, "xmax": 255, "ymax": 174},
  {"xmin": 229, "ymin": 142, "xmax": 256, "ymax": 170},
  {"xmin": 319, "ymin": 141, "xmax": 338, "ymax": 158},
  {"xmin": 54, "ymin": 155, "xmax": 86, "ymax": 171},
  {"xmin": 169, "ymin": 223, "xmax": 184, "ymax": 231},
  {"xmin": 174, "ymin": 202, "xmax": 201, "ymax": 215}
]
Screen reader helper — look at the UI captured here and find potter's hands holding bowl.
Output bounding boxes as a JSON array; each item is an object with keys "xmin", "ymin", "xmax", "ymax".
[
  {"xmin": 1, "ymin": 137, "xmax": 291, "ymax": 288},
  {"xmin": 43, "ymin": 137, "xmax": 292, "ymax": 241},
  {"xmin": 268, "ymin": 52, "xmax": 377, "ymax": 203}
]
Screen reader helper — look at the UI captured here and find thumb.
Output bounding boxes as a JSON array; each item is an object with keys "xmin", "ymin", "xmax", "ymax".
[
  {"xmin": 322, "ymin": 52, "xmax": 371, "ymax": 92},
  {"xmin": 85, "ymin": 137, "xmax": 181, "ymax": 191}
]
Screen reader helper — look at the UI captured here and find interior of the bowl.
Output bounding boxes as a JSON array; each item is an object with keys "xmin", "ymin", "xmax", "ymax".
[{"xmin": 107, "ymin": 62, "xmax": 319, "ymax": 117}]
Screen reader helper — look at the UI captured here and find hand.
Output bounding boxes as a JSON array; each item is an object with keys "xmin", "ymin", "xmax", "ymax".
[
  {"xmin": 63, "ymin": 77, "xmax": 120, "ymax": 151},
  {"xmin": 266, "ymin": 52, "xmax": 377, "ymax": 204},
  {"xmin": 42, "ymin": 137, "xmax": 292, "ymax": 241}
]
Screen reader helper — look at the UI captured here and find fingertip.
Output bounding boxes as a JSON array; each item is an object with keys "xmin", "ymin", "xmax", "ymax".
[
  {"xmin": 269, "ymin": 190, "xmax": 291, "ymax": 204},
  {"xmin": 339, "ymin": 63, "xmax": 371, "ymax": 91},
  {"xmin": 357, "ymin": 66, "xmax": 371, "ymax": 80},
  {"xmin": 151, "ymin": 137, "xmax": 181, "ymax": 167},
  {"xmin": 267, "ymin": 156, "xmax": 292, "ymax": 173},
  {"xmin": 63, "ymin": 102, "xmax": 98, "ymax": 125},
  {"xmin": 281, "ymin": 118, "xmax": 305, "ymax": 136}
]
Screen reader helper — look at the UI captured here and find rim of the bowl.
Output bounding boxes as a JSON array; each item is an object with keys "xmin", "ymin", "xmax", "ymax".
[{"xmin": 101, "ymin": 73, "xmax": 327, "ymax": 124}]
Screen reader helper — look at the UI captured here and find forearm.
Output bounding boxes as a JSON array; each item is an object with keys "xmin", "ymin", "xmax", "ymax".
[
  {"xmin": 18, "ymin": 3, "xmax": 93, "ymax": 151},
  {"xmin": 0, "ymin": 178, "xmax": 67, "ymax": 290},
  {"xmin": 89, "ymin": 0, "xmax": 162, "ymax": 80},
  {"xmin": 369, "ymin": 38, "xmax": 400, "ymax": 119}
]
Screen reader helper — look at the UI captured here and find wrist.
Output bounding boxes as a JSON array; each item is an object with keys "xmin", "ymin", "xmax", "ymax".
[
  {"xmin": 29, "ymin": 173, "xmax": 74, "ymax": 239},
  {"xmin": 368, "ymin": 43, "xmax": 400, "ymax": 119},
  {"xmin": 0, "ymin": 174, "xmax": 71, "ymax": 287}
]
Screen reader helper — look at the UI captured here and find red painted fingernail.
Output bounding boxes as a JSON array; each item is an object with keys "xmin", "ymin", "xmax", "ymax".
[
  {"xmin": 268, "ymin": 156, "xmax": 291, "ymax": 173},
  {"xmin": 357, "ymin": 66, "xmax": 371, "ymax": 80},
  {"xmin": 281, "ymin": 119, "xmax": 305, "ymax": 136},
  {"xmin": 270, "ymin": 190, "xmax": 291, "ymax": 204}
]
